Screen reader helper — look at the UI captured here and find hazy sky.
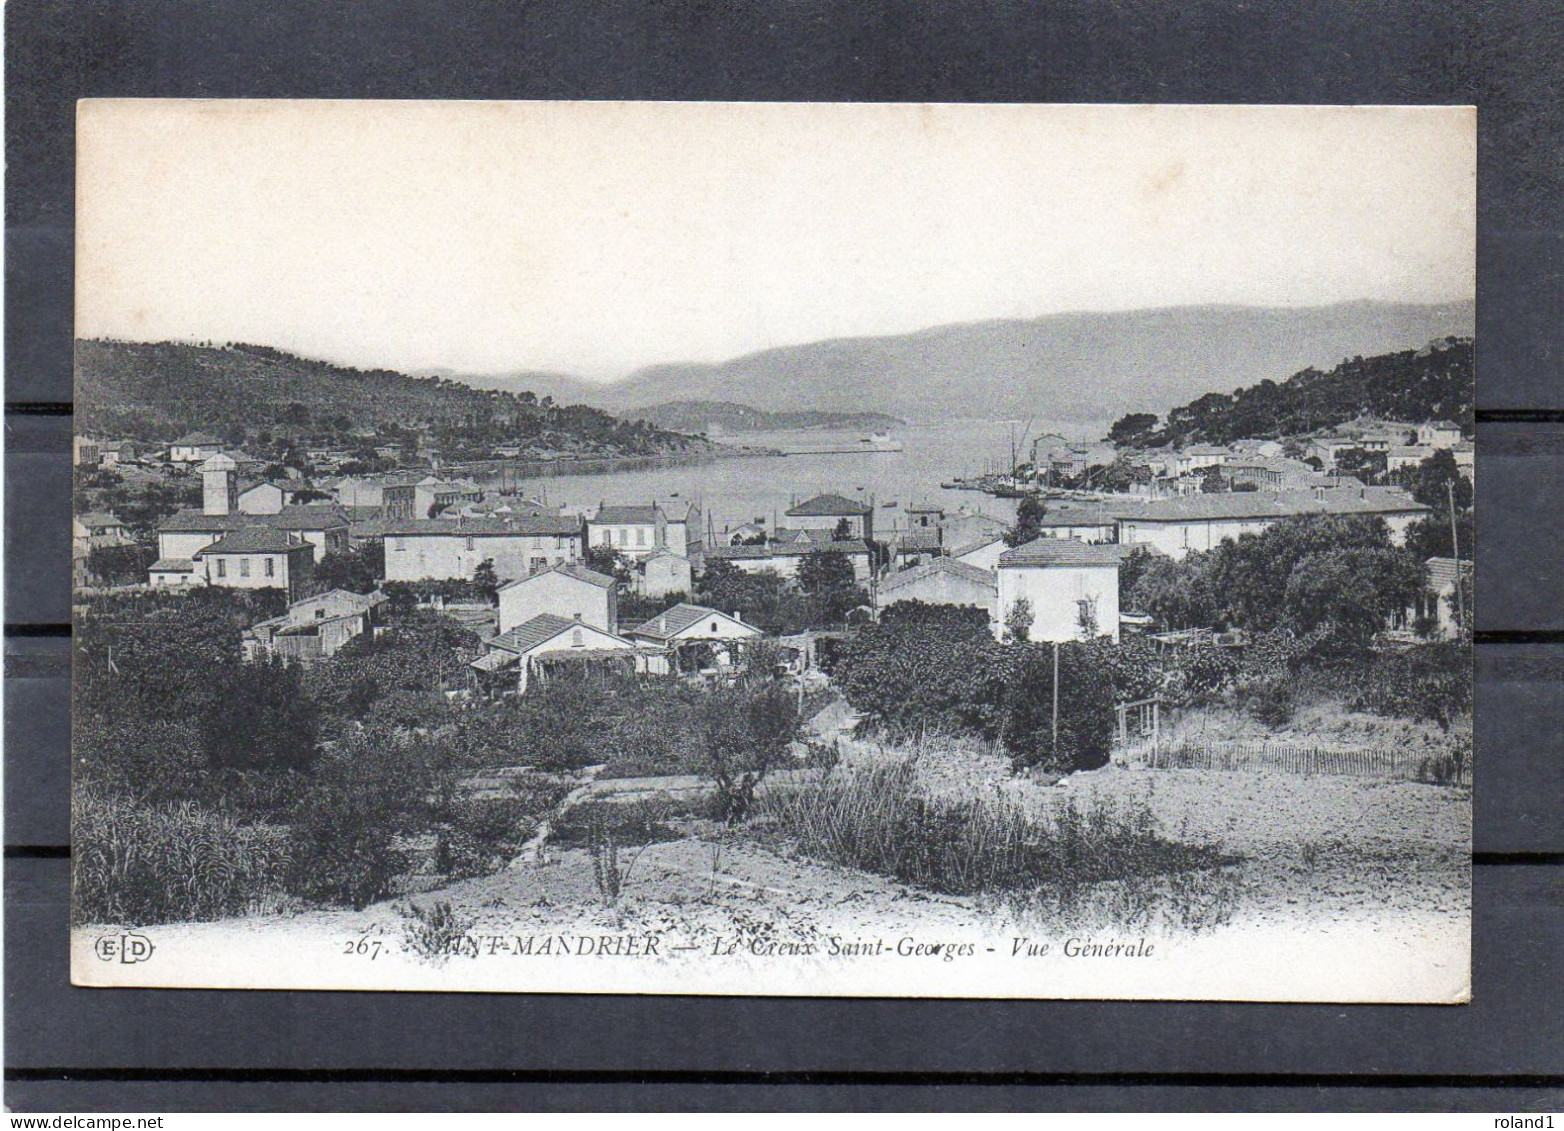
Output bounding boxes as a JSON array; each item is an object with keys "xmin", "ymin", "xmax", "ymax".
[{"xmin": 77, "ymin": 101, "xmax": 1474, "ymax": 380}]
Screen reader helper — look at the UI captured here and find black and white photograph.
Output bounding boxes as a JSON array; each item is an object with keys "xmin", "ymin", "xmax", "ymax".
[{"xmin": 69, "ymin": 100, "xmax": 1474, "ymax": 1000}]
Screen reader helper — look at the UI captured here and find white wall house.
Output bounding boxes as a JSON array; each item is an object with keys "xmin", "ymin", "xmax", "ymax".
[
  {"xmin": 785, "ymin": 493, "xmax": 875, "ymax": 542},
  {"xmin": 497, "ymin": 564, "xmax": 617, "ymax": 634},
  {"xmin": 169, "ymin": 432, "xmax": 226, "ymax": 463},
  {"xmin": 383, "ymin": 516, "xmax": 585, "ymax": 583},
  {"xmin": 636, "ymin": 551, "xmax": 693, "ymax": 599},
  {"xmin": 473, "ymin": 614, "xmax": 636, "ymax": 694},
  {"xmin": 701, "ymin": 541, "xmax": 873, "ymax": 584},
  {"xmin": 627, "ymin": 602, "xmax": 763, "ymax": 676},
  {"xmin": 996, "ymin": 539, "xmax": 1122, "ymax": 644},
  {"xmin": 192, "ymin": 528, "xmax": 316, "ymax": 601},
  {"xmin": 1114, "ymin": 488, "xmax": 1430, "ymax": 561},
  {"xmin": 587, "ymin": 504, "xmax": 668, "ymax": 559},
  {"xmin": 876, "ymin": 557, "xmax": 996, "ymax": 622},
  {"xmin": 1417, "ymin": 421, "xmax": 1464, "ymax": 449},
  {"xmin": 950, "ymin": 535, "xmax": 1007, "ymax": 573},
  {"xmin": 1031, "ymin": 506, "xmax": 1119, "ymax": 544}
]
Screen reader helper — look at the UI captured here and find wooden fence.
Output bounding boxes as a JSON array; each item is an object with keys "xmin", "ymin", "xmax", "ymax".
[{"xmin": 1135, "ymin": 740, "xmax": 1470, "ymax": 785}]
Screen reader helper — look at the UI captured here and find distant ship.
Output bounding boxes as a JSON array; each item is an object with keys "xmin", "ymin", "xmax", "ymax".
[{"xmin": 772, "ymin": 430, "xmax": 905, "ymax": 456}]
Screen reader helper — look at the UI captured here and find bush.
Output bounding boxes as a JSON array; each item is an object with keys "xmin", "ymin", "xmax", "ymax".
[
  {"xmin": 999, "ymin": 643, "xmax": 1117, "ymax": 774},
  {"xmin": 760, "ymin": 756, "xmax": 1234, "ymax": 930},
  {"xmin": 284, "ymin": 742, "xmax": 415, "ymax": 909},
  {"xmin": 1243, "ymin": 675, "xmax": 1296, "ymax": 728},
  {"xmin": 1352, "ymin": 642, "xmax": 1472, "ymax": 728},
  {"xmin": 72, "ymin": 787, "xmax": 291, "ymax": 925}
]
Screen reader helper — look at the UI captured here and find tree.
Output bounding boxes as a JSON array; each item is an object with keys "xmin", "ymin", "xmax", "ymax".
[
  {"xmin": 85, "ymin": 543, "xmax": 154, "ymax": 586},
  {"xmin": 1000, "ymin": 642, "xmax": 1117, "ymax": 774},
  {"xmin": 1404, "ymin": 511, "xmax": 1474, "ymax": 562},
  {"xmin": 472, "ymin": 559, "xmax": 500, "ymax": 603},
  {"xmin": 311, "ymin": 542, "xmax": 385, "ymax": 594},
  {"xmin": 1004, "ymin": 495, "xmax": 1048, "ymax": 547},
  {"xmin": 585, "ymin": 544, "xmax": 632, "ymax": 583},
  {"xmin": 832, "ymin": 517, "xmax": 853, "ymax": 540},
  {"xmin": 1394, "ymin": 448, "xmax": 1473, "ymax": 512},
  {"xmin": 1128, "ymin": 552, "xmax": 1214, "ymax": 630},
  {"xmin": 1282, "ymin": 545, "xmax": 1428, "ymax": 654},
  {"xmin": 797, "ymin": 548, "xmax": 855, "ymax": 596},
  {"xmin": 1107, "ymin": 412, "xmax": 1159, "ymax": 446},
  {"xmin": 1003, "ymin": 597, "xmax": 1033, "ymax": 643},
  {"xmin": 691, "ymin": 680, "xmax": 800, "ymax": 823}
]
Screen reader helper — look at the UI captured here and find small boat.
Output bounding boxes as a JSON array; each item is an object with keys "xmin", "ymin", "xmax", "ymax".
[{"xmin": 881, "ymin": 500, "xmax": 899, "ymax": 508}]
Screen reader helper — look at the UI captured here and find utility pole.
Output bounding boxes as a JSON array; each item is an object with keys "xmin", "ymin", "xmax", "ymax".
[
  {"xmin": 1447, "ymin": 479, "xmax": 1466, "ymax": 630},
  {"xmin": 1052, "ymin": 640, "xmax": 1060, "ymax": 761}
]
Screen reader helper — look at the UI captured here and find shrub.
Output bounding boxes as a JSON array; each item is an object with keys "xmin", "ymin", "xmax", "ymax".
[
  {"xmin": 400, "ymin": 900, "xmax": 475, "ymax": 963},
  {"xmin": 1352, "ymin": 641, "xmax": 1472, "ymax": 728},
  {"xmin": 1243, "ymin": 675, "xmax": 1296, "ymax": 728},
  {"xmin": 284, "ymin": 744, "xmax": 414, "ymax": 909},
  {"xmin": 999, "ymin": 643, "xmax": 1117, "ymax": 774},
  {"xmin": 760, "ymin": 756, "xmax": 1234, "ymax": 930},
  {"xmin": 73, "ymin": 787, "xmax": 291, "ymax": 925}
]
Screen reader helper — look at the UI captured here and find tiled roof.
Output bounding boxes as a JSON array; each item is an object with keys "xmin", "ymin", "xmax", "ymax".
[
  {"xmin": 786, "ymin": 493, "xmax": 872, "ymax": 517},
  {"xmin": 897, "ymin": 529, "xmax": 943, "ymax": 551},
  {"xmin": 497, "ymin": 563, "xmax": 616, "ymax": 592},
  {"xmin": 173, "ymin": 431, "xmax": 224, "ymax": 445},
  {"xmin": 592, "ymin": 504, "xmax": 663, "ymax": 525},
  {"xmin": 381, "ymin": 515, "xmax": 583, "ymax": 536},
  {"xmin": 998, "ymin": 538, "xmax": 1127, "ymax": 568},
  {"xmin": 1111, "ymin": 487, "xmax": 1428, "ymax": 523},
  {"xmin": 486, "ymin": 613, "xmax": 612, "ymax": 654},
  {"xmin": 157, "ymin": 509, "xmax": 255, "ymax": 533},
  {"xmin": 148, "ymin": 557, "xmax": 196, "ymax": 572},
  {"xmin": 1425, "ymin": 556, "xmax": 1473, "ymax": 591},
  {"xmin": 77, "ymin": 512, "xmax": 123, "ymax": 528},
  {"xmin": 194, "ymin": 528, "xmax": 309, "ymax": 555},
  {"xmin": 880, "ymin": 557, "xmax": 996, "ymax": 594},
  {"xmin": 704, "ymin": 539, "xmax": 869, "ymax": 561},
  {"xmin": 272, "ymin": 505, "xmax": 352, "ymax": 531},
  {"xmin": 948, "ymin": 534, "xmax": 1006, "ymax": 559},
  {"xmin": 629, "ymin": 603, "xmax": 749, "ymax": 642},
  {"xmin": 1034, "ymin": 506, "xmax": 1120, "ymax": 528}
]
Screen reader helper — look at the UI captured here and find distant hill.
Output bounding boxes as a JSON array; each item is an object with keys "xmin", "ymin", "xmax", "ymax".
[
  {"xmin": 1120, "ymin": 336, "xmax": 1475, "ymax": 449},
  {"xmin": 629, "ymin": 400, "xmax": 905, "ymax": 434},
  {"xmin": 74, "ymin": 339, "xmax": 705, "ymax": 459},
  {"xmin": 464, "ymin": 299, "xmax": 1474, "ymax": 424}
]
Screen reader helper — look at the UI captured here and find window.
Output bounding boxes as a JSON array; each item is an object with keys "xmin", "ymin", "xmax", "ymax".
[
  {"xmin": 465, "ymin": 536, "xmax": 474, "ymax": 551},
  {"xmin": 601, "ymin": 530, "xmax": 612, "ymax": 547},
  {"xmin": 215, "ymin": 558, "xmax": 226, "ymax": 579},
  {"xmin": 239, "ymin": 557, "xmax": 250, "ymax": 578},
  {"xmin": 265, "ymin": 558, "xmax": 275, "ymax": 578},
  {"xmin": 617, "ymin": 529, "xmax": 627, "ymax": 547},
  {"xmin": 711, "ymin": 621, "xmax": 719, "ymax": 633},
  {"xmin": 394, "ymin": 537, "xmax": 406, "ymax": 552},
  {"xmin": 571, "ymin": 628, "xmax": 583, "ymax": 647}
]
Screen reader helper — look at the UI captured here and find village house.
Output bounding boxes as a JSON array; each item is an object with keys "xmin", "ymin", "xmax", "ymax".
[
  {"xmin": 904, "ymin": 502, "xmax": 945, "ymax": 530},
  {"xmin": 244, "ymin": 589, "xmax": 387, "ymax": 662},
  {"xmin": 472, "ymin": 613, "xmax": 637, "ymax": 695},
  {"xmin": 1452, "ymin": 441, "xmax": 1475, "ymax": 479},
  {"xmin": 1173, "ymin": 445, "xmax": 1232, "ymax": 477},
  {"xmin": 785, "ymin": 493, "xmax": 875, "ymax": 542},
  {"xmin": 701, "ymin": 538, "xmax": 874, "ymax": 584},
  {"xmin": 1387, "ymin": 444, "xmax": 1435, "ymax": 474},
  {"xmin": 939, "ymin": 511, "xmax": 1010, "ymax": 554},
  {"xmin": 889, "ymin": 528, "xmax": 943, "ymax": 569},
  {"xmin": 497, "ymin": 563, "xmax": 617, "ymax": 634},
  {"xmin": 662, "ymin": 501, "xmax": 704, "ymax": 560},
  {"xmin": 97, "ymin": 439, "xmax": 137, "ymax": 467},
  {"xmin": 169, "ymin": 431, "xmax": 227, "ymax": 463},
  {"xmin": 154, "ymin": 457, "xmax": 319, "ymax": 568},
  {"xmin": 1113, "ymin": 487, "xmax": 1430, "ymax": 560},
  {"xmin": 724, "ymin": 522, "xmax": 768, "ymax": 546},
  {"xmin": 73, "ymin": 435, "xmax": 101, "ymax": 467},
  {"xmin": 1417, "ymin": 421, "xmax": 1465, "ymax": 449},
  {"xmin": 270, "ymin": 505, "xmax": 352, "ymax": 562},
  {"xmin": 635, "ymin": 551, "xmax": 694, "ymax": 600},
  {"xmin": 1030, "ymin": 504, "xmax": 1119, "ymax": 544},
  {"xmin": 1408, "ymin": 556, "xmax": 1472, "ymax": 638},
  {"xmin": 587, "ymin": 503, "xmax": 668, "ymax": 559},
  {"xmin": 996, "ymin": 538, "xmax": 1122, "ymax": 644},
  {"xmin": 1223, "ymin": 456, "xmax": 1319, "ymax": 491},
  {"xmin": 383, "ymin": 514, "xmax": 587, "ymax": 583},
  {"xmin": 331, "ymin": 476, "xmax": 385, "ymax": 508},
  {"xmin": 236, "ymin": 480, "xmax": 312, "ymax": 515},
  {"xmin": 876, "ymin": 557, "xmax": 997, "ymax": 621},
  {"xmin": 383, "ymin": 475, "xmax": 483, "ymax": 521},
  {"xmin": 626, "ymin": 602, "xmax": 763, "ymax": 675},
  {"xmin": 192, "ymin": 528, "xmax": 316, "ymax": 601},
  {"xmin": 72, "ymin": 512, "xmax": 130, "ymax": 552},
  {"xmin": 1307, "ymin": 435, "xmax": 1359, "ymax": 469},
  {"xmin": 949, "ymin": 533, "xmax": 1007, "ymax": 573}
]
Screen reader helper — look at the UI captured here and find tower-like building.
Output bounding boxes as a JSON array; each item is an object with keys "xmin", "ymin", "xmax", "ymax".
[{"xmin": 201, "ymin": 453, "xmax": 238, "ymax": 516}]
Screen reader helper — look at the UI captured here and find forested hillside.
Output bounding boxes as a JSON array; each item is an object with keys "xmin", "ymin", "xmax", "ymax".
[
  {"xmin": 75, "ymin": 340, "xmax": 705, "ymax": 459},
  {"xmin": 1112, "ymin": 337, "xmax": 1474, "ymax": 448}
]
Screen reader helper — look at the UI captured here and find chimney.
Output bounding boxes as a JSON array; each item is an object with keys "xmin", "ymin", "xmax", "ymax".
[{"xmin": 732, "ymin": 610, "xmax": 742, "ymax": 622}]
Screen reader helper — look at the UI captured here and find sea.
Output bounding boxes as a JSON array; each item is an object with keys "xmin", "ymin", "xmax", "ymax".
[{"xmin": 479, "ymin": 418, "xmax": 1112, "ymax": 538}]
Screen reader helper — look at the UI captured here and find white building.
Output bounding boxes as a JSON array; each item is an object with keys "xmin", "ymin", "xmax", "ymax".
[
  {"xmin": 191, "ymin": 528, "xmax": 315, "ymax": 601},
  {"xmin": 876, "ymin": 557, "xmax": 996, "ymax": 622},
  {"xmin": 1030, "ymin": 505, "xmax": 1119, "ymax": 544},
  {"xmin": 383, "ymin": 515, "xmax": 586, "ymax": 583},
  {"xmin": 1113, "ymin": 488, "xmax": 1430, "ymax": 561},
  {"xmin": 785, "ymin": 493, "xmax": 875, "ymax": 542},
  {"xmin": 627, "ymin": 602, "xmax": 763, "ymax": 675},
  {"xmin": 472, "ymin": 614, "xmax": 636, "ymax": 695},
  {"xmin": 701, "ymin": 540, "xmax": 874, "ymax": 584},
  {"xmin": 1417, "ymin": 421, "xmax": 1464, "ymax": 450},
  {"xmin": 636, "ymin": 551, "xmax": 693, "ymax": 599},
  {"xmin": 587, "ymin": 504, "xmax": 668, "ymax": 559},
  {"xmin": 497, "ymin": 563, "xmax": 617, "ymax": 634},
  {"xmin": 244, "ymin": 589, "xmax": 386, "ymax": 662},
  {"xmin": 996, "ymin": 539, "xmax": 1122, "ymax": 644},
  {"xmin": 169, "ymin": 431, "xmax": 226, "ymax": 463}
]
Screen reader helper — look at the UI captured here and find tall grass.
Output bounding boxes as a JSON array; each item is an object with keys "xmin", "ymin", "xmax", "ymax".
[
  {"xmin": 759, "ymin": 756, "xmax": 1238, "ymax": 932},
  {"xmin": 73, "ymin": 787, "xmax": 291, "ymax": 925}
]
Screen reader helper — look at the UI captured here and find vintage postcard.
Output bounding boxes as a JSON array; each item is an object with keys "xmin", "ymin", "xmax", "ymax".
[{"xmin": 70, "ymin": 101, "xmax": 1474, "ymax": 1000}]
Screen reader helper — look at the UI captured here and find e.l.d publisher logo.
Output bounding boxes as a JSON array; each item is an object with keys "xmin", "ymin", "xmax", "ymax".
[{"xmin": 93, "ymin": 931, "xmax": 155, "ymax": 963}]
